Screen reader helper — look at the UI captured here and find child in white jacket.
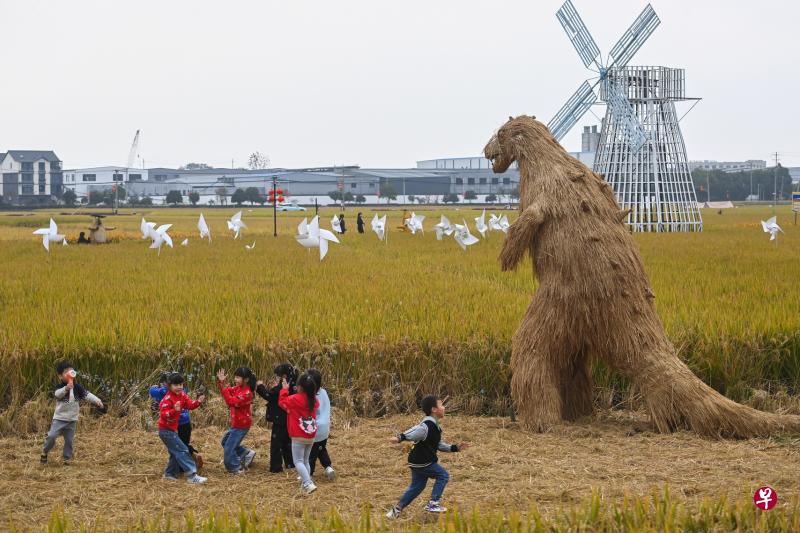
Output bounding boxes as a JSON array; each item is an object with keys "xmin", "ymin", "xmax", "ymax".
[
  {"xmin": 41, "ymin": 361, "xmax": 104, "ymax": 464},
  {"xmin": 307, "ymin": 369, "xmax": 335, "ymax": 480}
]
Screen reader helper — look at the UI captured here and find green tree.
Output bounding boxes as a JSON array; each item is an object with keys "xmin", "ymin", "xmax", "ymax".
[
  {"xmin": 328, "ymin": 191, "xmax": 343, "ymax": 202},
  {"xmin": 510, "ymin": 187, "xmax": 520, "ymax": 201},
  {"xmin": 244, "ymin": 187, "xmax": 261, "ymax": 205},
  {"xmin": 485, "ymin": 194, "xmax": 497, "ymax": 203},
  {"xmin": 692, "ymin": 167, "xmax": 793, "ymax": 202},
  {"xmin": 166, "ymin": 190, "xmax": 183, "ymax": 205},
  {"xmin": 443, "ymin": 193, "xmax": 460, "ymax": 204},
  {"xmin": 139, "ymin": 196, "xmax": 153, "ymax": 206},
  {"xmin": 62, "ymin": 189, "xmax": 77, "ymax": 207},
  {"xmin": 188, "ymin": 191, "xmax": 200, "ymax": 206},
  {"xmin": 179, "ymin": 163, "xmax": 212, "ymax": 170},
  {"xmin": 355, "ymin": 194, "xmax": 366, "ymax": 204},
  {"xmin": 127, "ymin": 193, "xmax": 140, "ymax": 206},
  {"xmin": 231, "ymin": 188, "xmax": 246, "ymax": 206},
  {"xmin": 379, "ymin": 182, "xmax": 397, "ymax": 204},
  {"xmin": 464, "ymin": 190, "xmax": 478, "ymax": 203}
]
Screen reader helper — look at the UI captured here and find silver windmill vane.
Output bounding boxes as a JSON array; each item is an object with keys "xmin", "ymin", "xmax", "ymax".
[{"xmin": 547, "ymin": 1, "xmax": 702, "ymax": 233}]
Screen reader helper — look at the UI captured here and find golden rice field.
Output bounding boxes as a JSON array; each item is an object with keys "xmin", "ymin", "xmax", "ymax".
[{"xmin": 0, "ymin": 205, "xmax": 798, "ymax": 416}]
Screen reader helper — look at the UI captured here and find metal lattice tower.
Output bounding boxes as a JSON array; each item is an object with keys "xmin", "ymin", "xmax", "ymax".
[
  {"xmin": 595, "ymin": 67, "xmax": 702, "ymax": 231},
  {"xmin": 547, "ymin": 1, "xmax": 703, "ymax": 232}
]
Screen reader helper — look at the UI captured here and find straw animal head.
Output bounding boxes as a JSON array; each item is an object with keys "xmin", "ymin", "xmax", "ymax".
[{"xmin": 485, "ymin": 115, "xmax": 557, "ymax": 173}]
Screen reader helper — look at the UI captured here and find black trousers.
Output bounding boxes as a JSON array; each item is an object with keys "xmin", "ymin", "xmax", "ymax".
[
  {"xmin": 270, "ymin": 424, "xmax": 293, "ymax": 472},
  {"xmin": 309, "ymin": 438, "xmax": 332, "ymax": 475},
  {"xmin": 177, "ymin": 422, "xmax": 199, "ymax": 455}
]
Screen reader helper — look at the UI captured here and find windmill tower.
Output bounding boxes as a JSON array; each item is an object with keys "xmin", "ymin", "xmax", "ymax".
[{"xmin": 547, "ymin": 1, "xmax": 702, "ymax": 232}]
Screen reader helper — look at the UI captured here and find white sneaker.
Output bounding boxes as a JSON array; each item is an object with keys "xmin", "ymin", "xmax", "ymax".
[
  {"xmin": 325, "ymin": 466, "xmax": 337, "ymax": 481},
  {"xmin": 187, "ymin": 474, "xmax": 207, "ymax": 484},
  {"xmin": 385, "ymin": 506, "xmax": 401, "ymax": 519},
  {"xmin": 424, "ymin": 500, "xmax": 446, "ymax": 513},
  {"xmin": 301, "ymin": 481, "xmax": 317, "ymax": 494},
  {"xmin": 242, "ymin": 450, "xmax": 256, "ymax": 469}
]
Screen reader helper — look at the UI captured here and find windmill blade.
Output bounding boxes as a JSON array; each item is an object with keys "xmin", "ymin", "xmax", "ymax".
[
  {"xmin": 547, "ymin": 80, "xmax": 598, "ymax": 141},
  {"xmin": 608, "ymin": 3, "xmax": 660, "ymax": 69},
  {"xmin": 605, "ymin": 82, "xmax": 647, "ymax": 151},
  {"xmin": 555, "ymin": 0, "xmax": 601, "ymax": 69}
]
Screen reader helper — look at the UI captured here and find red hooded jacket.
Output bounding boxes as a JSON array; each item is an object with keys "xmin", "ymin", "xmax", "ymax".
[
  {"xmin": 278, "ymin": 387, "xmax": 319, "ymax": 440},
  {"xmin": 218, "ymin": 380, "xmax": 253, "ymax": 429},
  {"xmin": 158, "ymin": 390, "xmax": 201, "ymax": 432}
]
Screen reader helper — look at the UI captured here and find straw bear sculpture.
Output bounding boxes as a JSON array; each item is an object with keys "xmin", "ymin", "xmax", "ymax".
[{"xmin": 484, "ymin": 115, "xmax": 799, "ymax": 438}]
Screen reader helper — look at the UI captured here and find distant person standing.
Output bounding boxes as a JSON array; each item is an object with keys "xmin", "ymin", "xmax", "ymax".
[
  {"xmin": 338, "ymin": 214, "xmax": 346, "ymax": 234},
  {"xmin": 356, "ymin": 213, "xmax": 365, "ymax": 234}
]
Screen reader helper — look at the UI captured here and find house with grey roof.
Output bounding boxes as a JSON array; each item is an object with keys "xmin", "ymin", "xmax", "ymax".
[{"xmin": 0, "ymin": 150, "xmax": 63, "ymax": 206}]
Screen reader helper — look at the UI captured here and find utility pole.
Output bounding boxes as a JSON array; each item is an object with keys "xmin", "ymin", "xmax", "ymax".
[
  {"xmin": 706, "ymin": 170, "xmax": 710, "ymax": 204},
  {"xmin": 773, "ymin": 151, "xmax": 779, "ymax": 214},
  {"xmin": 272, "ymin": 175, "xmax": 278, "ymax": 237}
]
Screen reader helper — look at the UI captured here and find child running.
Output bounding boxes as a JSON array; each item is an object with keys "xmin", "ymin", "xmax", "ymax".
[
  {"xmin": 217, "ymin": 367, "xmax": 256, "ymax": 474},
  {"xmin": 149, "ymin": 372, "xmax": 203, "ymax": 469},
  {"xmin": 255, "ymin": 363, "xmax": 296, "ymax": 473},
  {"xmin": 41, "ymin": 361, "xmax": 104, "ymax": 465},
  {"xmin": 307, "ymin": 368, "xmax": 336, "ymax": 481},
  {"xmin": 157, "ymin": 373, "xmax": 207, "ymax": 483},
  {"xmin": 385, "ymin": 395, "xmax": 469, "ymax": 518},
  {"xmin": 278, "ymin": 371, "xmax": 320, "ymax": 494}
]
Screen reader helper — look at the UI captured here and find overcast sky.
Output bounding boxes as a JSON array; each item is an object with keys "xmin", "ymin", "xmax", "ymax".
[{"xmin": 1, "ymin": 0, "xmax": 798, "ymax": 169}]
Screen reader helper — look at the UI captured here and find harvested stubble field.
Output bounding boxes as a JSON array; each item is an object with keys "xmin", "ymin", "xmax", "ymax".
[{"xmin": 2, "ymin": 411, "xmax": 800, "ymax": 531}]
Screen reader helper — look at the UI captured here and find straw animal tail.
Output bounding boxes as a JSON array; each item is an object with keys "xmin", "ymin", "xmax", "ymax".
[
  {"xmin": 628, "ymin": 345, "xmax": 800, "ymax": 437},
  {"xmin": 485, "ymin": 115, "xmax": 800, "ymax": 439}
]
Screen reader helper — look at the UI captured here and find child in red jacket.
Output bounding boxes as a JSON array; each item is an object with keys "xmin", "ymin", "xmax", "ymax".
[
  {"xmin": 278, "ymin": 372, "xmax": 320, "ymax": 494},
  {"xmin": 158, "ymin": 373, "xmax": 207, "ymax": 484},
  {"xmin": 217, "ymin": 367, "xmax": 256, "ymax": 474}
]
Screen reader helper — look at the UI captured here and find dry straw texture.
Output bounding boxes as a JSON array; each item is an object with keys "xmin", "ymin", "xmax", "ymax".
[
  {"xmin": 484, "ymin": 115, "xmax": 800, "ymax": 437},
  {"xmin": 2, "ymin": 412, "xmax": 800, "ymax": 530}
]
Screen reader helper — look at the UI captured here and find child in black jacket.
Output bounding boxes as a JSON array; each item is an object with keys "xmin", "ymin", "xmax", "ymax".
[
  {"xmin": 385, "ymin": 395, "xmax": 469, "ymax": 518},
  {"xmin": 255, "ymin": 363, "xmax": 297, "ymax": 472}
]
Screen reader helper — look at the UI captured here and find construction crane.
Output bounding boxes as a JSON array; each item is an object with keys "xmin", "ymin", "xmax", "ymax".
[{"xmin": 127, "ymin": 130, "xmax": 140, "ymax": 168}]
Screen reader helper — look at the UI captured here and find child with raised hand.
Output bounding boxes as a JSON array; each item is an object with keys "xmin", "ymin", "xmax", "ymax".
[
  {"xmin": 41, "ymin": 361, "xmax": 104, "ymax": 465},
  {"xmin": 157, "ymin": 373, "xmax": 207, "ymax": 484},
  {"xmin": 385, "ymin": 395, "xmax": 469, "ymax": 518},
  {"xmin": 150, "ymin": 372, "xmax": 203, "ymax": 469},
  {"xmin": 217, "ymin": 367, "xmax": 256, "ymax": 474},
  {"xmin": 255, "ymin": 363, "xmax": 296, "ymax": 473},
  {"xmin": 278, "ymin": 372, "xmax": 320, "ymax": 494},
  {"xmin": 307, "ymin": 368, "xmax": 335, "ymax": 481}
]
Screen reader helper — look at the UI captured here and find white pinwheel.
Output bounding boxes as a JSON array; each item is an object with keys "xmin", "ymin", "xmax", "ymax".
[
  {"xmin": 453, "ymin": 219, "xmax": 480, "ymax": 251},
  {"xmin": 198, "ymin": 213, "xmax": 211, "ymax": 242},
  {"xmin": 245, "ymin": 241, "xmax": 256, "ymax": 250},
  {"xmin": 404, "ymin": 212, "xmax": 425, "ymax": 234},
  {"xmin": 148, "ymin": 224, "xmax": 173, "ymax": 255},
  {"xmin": 295, "ymin": 215, "xmax": 339, "ymax": 261},
  {"xmin": 180, "ymin": 238, "xmax": 189, "ymax": 247},
  {"xmin": 761, "ymin": 216, "xmax": 783, "ymax": 242},
  {"xmin": 371, "ymin": 214, "xmax": 387, "ymax": 241},
  {"xmin": 140, "ymin": 218, "xmax": 156, "ymax": 240},
  {"xmin": 433, "ymin": 215, "xmax": 454, "ymax": 241},
  {"xmin": 331, "ymin": 214, "xmax": 343, "ymax": 234},
  {"xmin": 32, "ymin": 219, "xmax": 66, "ymax": 252},
  {"xmin": 227, "ymin": 211, "xmax": 246, "ymax": 239},
  {"xmin": 474, "ymin": 209, "xmax": 489, "ymax": 238},
  {"xmin": 489, "ymin": 214, "xmax": 510, "ymax": 233}
]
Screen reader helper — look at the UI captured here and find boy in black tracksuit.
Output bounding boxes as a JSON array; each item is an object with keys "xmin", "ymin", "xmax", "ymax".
[
  {"xmin": 255, "ymin": 363, "xmax": 296, "ymax": 472},
  {"xmin": 386, "ymin": 395, "xmax": 470, "ymax": 518}
]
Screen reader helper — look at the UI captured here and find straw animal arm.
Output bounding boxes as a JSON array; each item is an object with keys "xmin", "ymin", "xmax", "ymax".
[{"xmin": 499, "ymin": 203, "xmax": 544, "ymax": 272}]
